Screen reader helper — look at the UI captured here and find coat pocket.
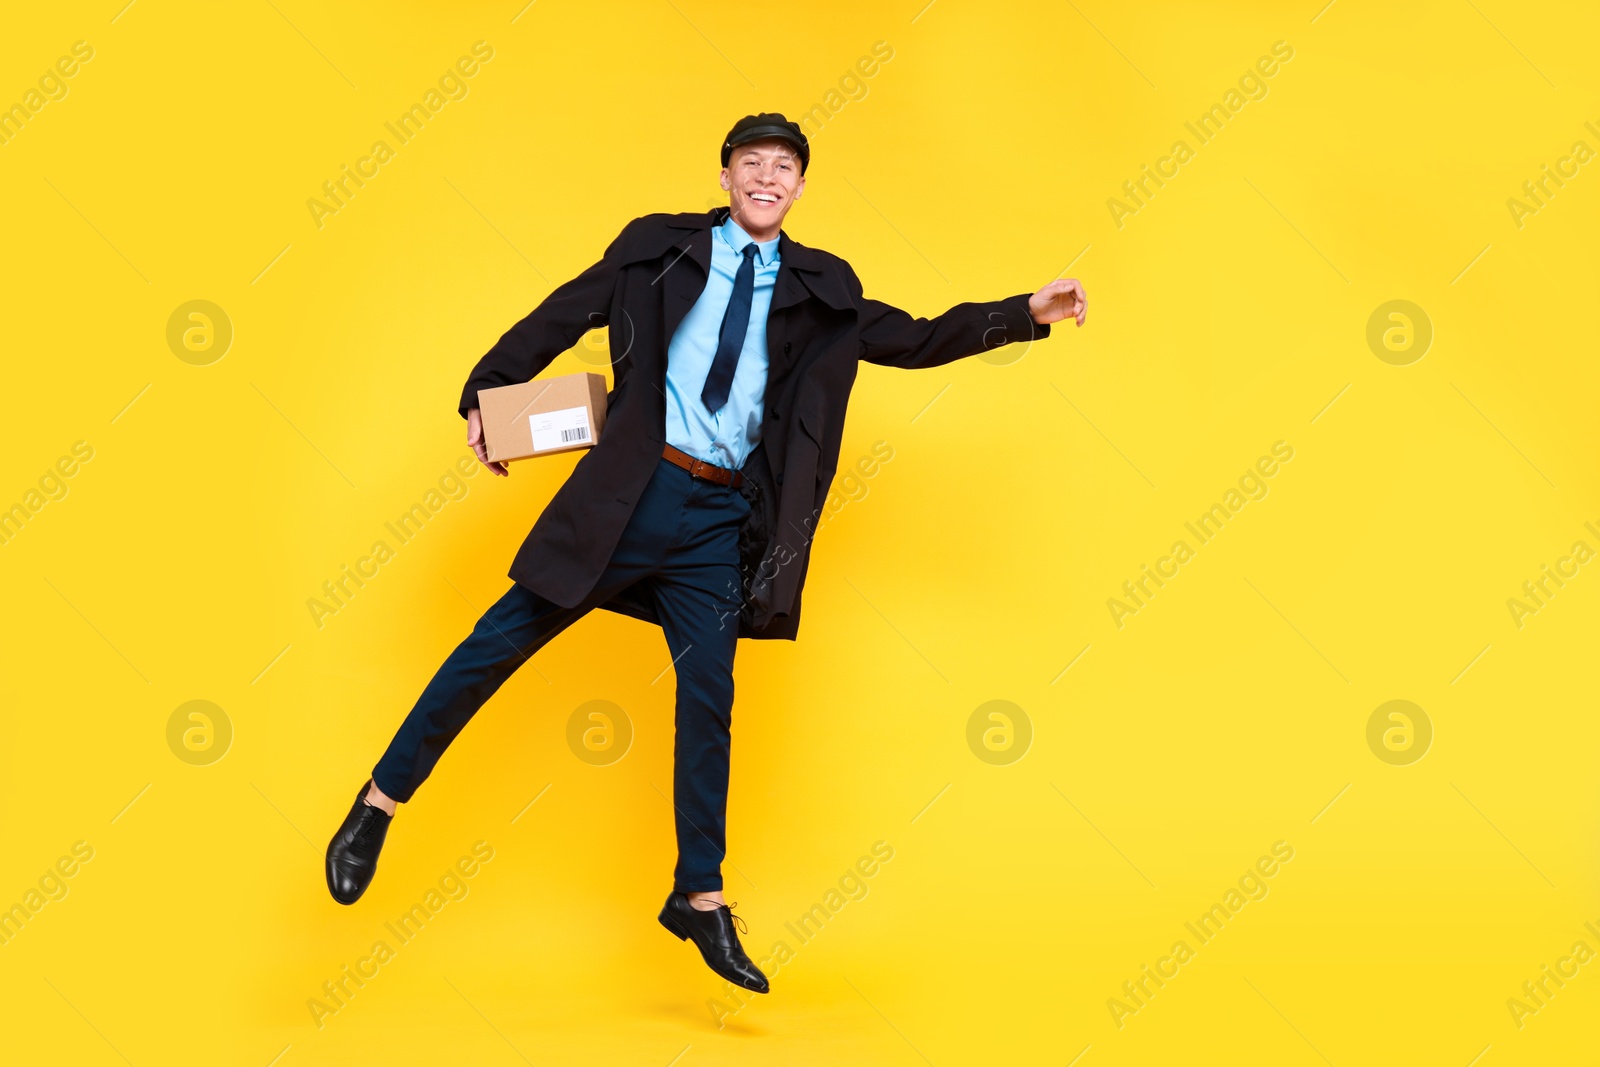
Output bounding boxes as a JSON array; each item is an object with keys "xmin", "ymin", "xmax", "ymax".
[
  {"xmin": 797, "ymin": 404, "xmax": 825, "ymax": 445},
  {"xmin": 796, "ymin": 404, "xmax": 835, "ymax": 489}
]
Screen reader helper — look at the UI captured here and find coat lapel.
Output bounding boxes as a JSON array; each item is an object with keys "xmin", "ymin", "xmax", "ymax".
[
  {"xmin": 660, "ymin": 224, "xmax": 712, "ymax": 346},
  {"xmin": 770, "ymin": 257, "xmax": 811, "ymax": 314}
]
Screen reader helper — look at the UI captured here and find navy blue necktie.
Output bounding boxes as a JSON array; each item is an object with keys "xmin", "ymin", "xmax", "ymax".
[{"xmin": 701, "ymin": 243, "xmax": 760, "ymax": 414}]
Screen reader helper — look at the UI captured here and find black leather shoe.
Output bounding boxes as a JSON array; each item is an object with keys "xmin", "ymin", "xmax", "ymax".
[
  {"xmin": 325, "ymin": 779, "xmax": 392, "ymax": 905},
  {"xmin": 658, "ymin": 891, "xmax": 770, "ymax": 993}
]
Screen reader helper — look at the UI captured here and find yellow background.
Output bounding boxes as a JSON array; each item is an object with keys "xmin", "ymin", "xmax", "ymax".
[{"xmin": 2, "ymin": 1, "xmax": 1597, "ymax": 1063}]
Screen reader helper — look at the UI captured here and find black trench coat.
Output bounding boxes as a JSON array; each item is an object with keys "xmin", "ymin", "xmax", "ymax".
[{"xmin": 459, "ymin": 206, "xmax": 1048, "ymax": 640}]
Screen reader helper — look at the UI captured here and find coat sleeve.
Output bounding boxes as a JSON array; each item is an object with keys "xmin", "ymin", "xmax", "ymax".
[
  {"xmin": 457, "ymin": 218, "xmax": 638, "ymax": 417},
  {"xmin": 849, "ymin": 266, "xmax": 1050, "ymax": 371}
]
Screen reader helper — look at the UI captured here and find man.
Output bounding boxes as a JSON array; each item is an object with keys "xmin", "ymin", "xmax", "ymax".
[{"xmin": 325, "ymin": 113, "xmax": 1087, "ymax": 992}]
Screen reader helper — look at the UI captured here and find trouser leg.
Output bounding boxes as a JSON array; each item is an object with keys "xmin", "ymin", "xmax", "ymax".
[{"xmin": 654, "ymin": 479, "xmax": 750, "ymax": 893}]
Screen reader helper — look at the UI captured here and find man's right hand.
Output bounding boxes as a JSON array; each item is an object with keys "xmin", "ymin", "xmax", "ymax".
[{"xmin": 467, "ymin": 408, "xmax": 508, "ymax": 477}]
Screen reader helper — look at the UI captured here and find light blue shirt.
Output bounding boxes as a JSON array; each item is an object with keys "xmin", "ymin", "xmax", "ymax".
[{"xmin": 663, "ymin": 215, "xmax": 780, "ymax": 470}]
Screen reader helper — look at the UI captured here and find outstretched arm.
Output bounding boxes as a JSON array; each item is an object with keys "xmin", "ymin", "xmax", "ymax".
[{"xmin": 855, "ymin": 270, "xmax": 1086, "ymax": 370}]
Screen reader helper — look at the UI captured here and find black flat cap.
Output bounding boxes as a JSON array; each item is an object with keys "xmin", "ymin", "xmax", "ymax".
[{"xmin": 721, "ymin": 112, "xmax": 809, "ymax": 173}]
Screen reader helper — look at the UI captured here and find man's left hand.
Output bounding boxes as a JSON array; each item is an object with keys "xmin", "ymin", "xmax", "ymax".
[{"xmin": 1029, "ymin": 278, "xmax": 1087, "ymax": 327}]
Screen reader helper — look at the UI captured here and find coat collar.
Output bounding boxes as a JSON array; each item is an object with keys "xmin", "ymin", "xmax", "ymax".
[{"xmin": 662, "ymin": 206, "xmax": 852, "ymax": 311}]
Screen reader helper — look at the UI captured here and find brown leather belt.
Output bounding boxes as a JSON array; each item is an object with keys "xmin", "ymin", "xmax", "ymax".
[{"xmin": 662, "ymin": 442, "xmax": 743, "ymax": 489}]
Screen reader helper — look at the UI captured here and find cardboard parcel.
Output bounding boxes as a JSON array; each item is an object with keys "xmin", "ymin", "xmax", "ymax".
[{"xmin": 478, "ymin": 372, "xmax": 608, "ymax": 463}]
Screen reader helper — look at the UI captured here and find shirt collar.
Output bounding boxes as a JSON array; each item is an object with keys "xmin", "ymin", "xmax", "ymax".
[{"xmin": 718, "ymin": 215, "xmax": 780, "ymax": 266}]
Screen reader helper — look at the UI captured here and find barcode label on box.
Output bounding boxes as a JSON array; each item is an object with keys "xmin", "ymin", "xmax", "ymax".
[{"xmin": 529, "ymin": 406, "xmax": 592, "ymax": 452}]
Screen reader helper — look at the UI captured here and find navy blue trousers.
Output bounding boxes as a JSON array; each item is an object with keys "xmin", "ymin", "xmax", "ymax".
[{"xmin": 371, "ymin": 455, "xmax": 750, "ymax": 892}]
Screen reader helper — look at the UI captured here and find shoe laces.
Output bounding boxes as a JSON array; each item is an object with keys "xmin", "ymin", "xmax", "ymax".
[
  {"xmin": 720, "ymin": 901, "xmax": 748, "ymax": 935},
  {"xmin": 354, "ymin": 802, "xmax": 387, "ymax": 842}
]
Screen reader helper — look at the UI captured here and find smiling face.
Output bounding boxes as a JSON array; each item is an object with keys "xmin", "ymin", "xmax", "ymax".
[{"xmin": 720, "ymin": 138, "xmax": 805, "ymax": 242}]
